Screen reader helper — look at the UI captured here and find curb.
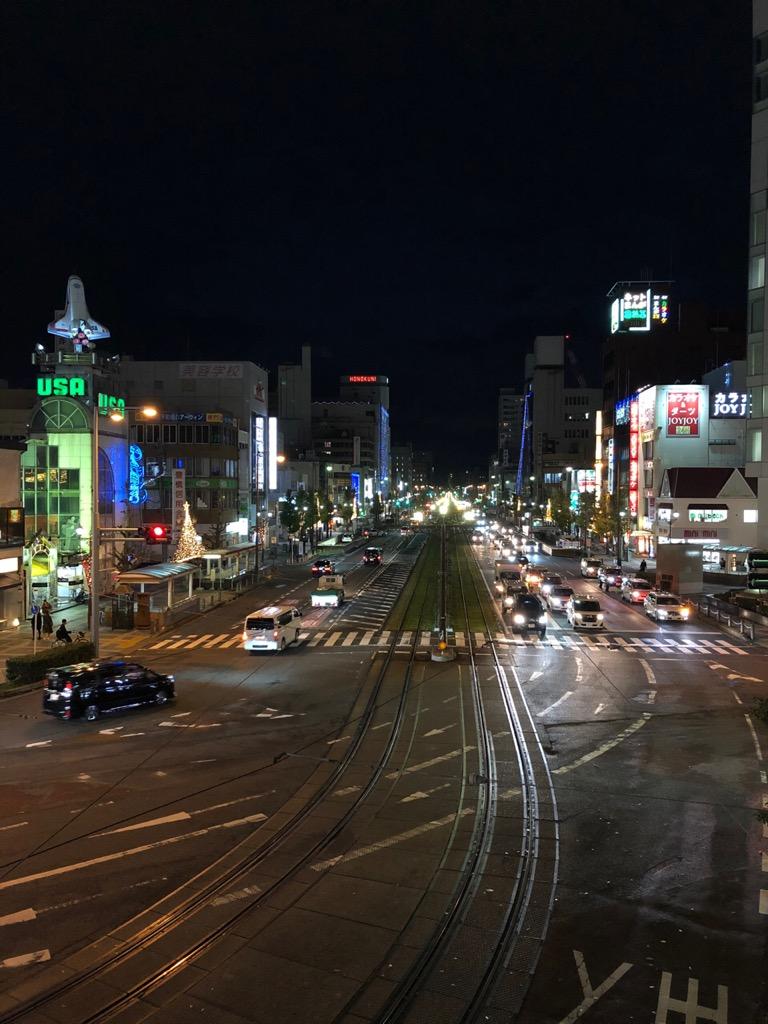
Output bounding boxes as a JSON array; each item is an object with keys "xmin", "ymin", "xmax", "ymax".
[{"xmin": 0, "ymin": 682, "xmax": 41, "ymax": 701}]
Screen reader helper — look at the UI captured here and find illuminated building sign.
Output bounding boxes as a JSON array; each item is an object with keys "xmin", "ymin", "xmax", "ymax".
[
  {"xmin": 711, "ymin": 391, "xmax": 749, "ymax": 418},
  {"xmin": 36, "ymin": 376, "xmax": 125, "ymax": 416},
  {"xmin": 629, "ymin": 398, "xmax": 639, "ymax": 516},
  {"xmin": 347, "ymin": 375, "xmax": 378, "ymax": 383},
  {"xmin": 268, "ymin": 416, "xmax": 278, "ymax": 490},
  {"xmin": 610, "ymin": 289, "xmax": 672, "ymax": 333},
  {"xmin": 606, "ymin": 438, "xmax": 615, "ymax": 495},
  {"xmin": 666, "ymin": 390, "xmax": 700, "ymax": 437},
  {"xmin": 576, "ymin": 469, "xmax": 596, "ymax": 493},
  {"xmin": 128, "ymin": 445, "xmax": 147, "ymax": 505},
  {"xmin": 615, "ymin": 398, "xmax": 630, "ymax": 426}
]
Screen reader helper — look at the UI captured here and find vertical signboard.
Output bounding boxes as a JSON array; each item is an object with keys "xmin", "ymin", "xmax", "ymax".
[
  {"xmin": 594, "ymin": 410, "xmax": 602, "ymax": 500},
  {"xmin": 606, "ymin": 438, "xmax": 615, "ymax": 495},
  {"xmin": 268, "ymin": 416, "xmax": 277, "ymax": 490},
  {"xmin": 628, "ymin": 399, "xmax": 639, "ymax": 517},
  {"xmin": 666, "ymin": 390, "xmax": 700, "ymax": 437},
  {"xmin": 172, "ymin": 468, "xmax": 186, "ymax": 532}
]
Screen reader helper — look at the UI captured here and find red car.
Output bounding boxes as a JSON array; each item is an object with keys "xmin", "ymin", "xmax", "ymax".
[{"xmin": 621, "ymin": 577, "xmax": 652, "ymax": 604}]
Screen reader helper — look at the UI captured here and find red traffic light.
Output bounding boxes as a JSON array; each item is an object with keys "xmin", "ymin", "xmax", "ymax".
[{"xmin": 143, "ymin": 524, "xmax": 170, "ymax": 544}]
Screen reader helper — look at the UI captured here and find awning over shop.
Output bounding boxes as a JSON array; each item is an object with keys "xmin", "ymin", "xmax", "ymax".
[{"xmin": 115, "ymin": 562, "xmax": 196, "ymax": 584}]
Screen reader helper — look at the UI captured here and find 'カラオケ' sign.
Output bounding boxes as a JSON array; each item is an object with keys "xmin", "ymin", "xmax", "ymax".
[{"xmin": 666, "ymin": 390, "xmax": 700, "ymax": 437}]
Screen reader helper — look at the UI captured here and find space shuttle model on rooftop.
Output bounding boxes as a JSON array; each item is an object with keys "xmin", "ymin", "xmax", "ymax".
[{"xmin": 47, "ymin": 275, "xmax": 111, "ymax": 350}]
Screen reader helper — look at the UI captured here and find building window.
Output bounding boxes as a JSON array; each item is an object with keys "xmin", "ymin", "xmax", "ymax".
[
  {"xmin": 749, "ymin": 428, "xmax": 763, "ymax": 463},
  {"xmin": 756, "ymin": 71, "xmax": 768, "ymax": 102},
  {"xmin": 750, "ymin": 254, "xmax": 765, "ymax": 290},
  {"xmin": 753, "ymin": 210, "xmax": 767, "ymax": 246},
  {"xmin": 751, "ymin": 297, "xmax": 765, "ymax": 333},
  {"xmin": 748, "ymin": 337, "xmax": 763, "ymax": 376},
  {"xmin": 744, "ymin": 508, "xmax": 759, "ymax": 523}
]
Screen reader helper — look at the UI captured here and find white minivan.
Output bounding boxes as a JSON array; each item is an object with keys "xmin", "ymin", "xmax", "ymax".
[{"xmin": 243, "ymin": 605, "xmax": 302, "ymax": 652}]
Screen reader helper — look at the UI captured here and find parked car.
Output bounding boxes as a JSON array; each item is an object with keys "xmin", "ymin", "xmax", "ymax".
[
  {"xmin": 363, "ymin": 547, "xmax": 382, "ymax": 565},
  {"xmin": 243, "ymin": 605, "xmax": 303, "ymax": 651},
  {"xmin": 597, "ymin": 565, "xmax": 622, "ymax": 591},
  {"xmin": 565, "ymin": 596, "xmax": 604, "ymax": 629},
  {"xmin": 540, "ymin": 574, "xmax": 563, "ymax": 596},
  {"xmin": 621, "ymin": 578, "xmax": 652, "ymax": 604},
  {"xmin": 580, "ymin": 557, "xmax": 604, "ymax": 579},
  {"xmin": 644, "ymin": 591, "xmax": 690, "ymax": 622},
  {"xmin": 505, "ymin": 593, "xmax": 548, "ymax": 638},
  {"xmin": 311, "ymin": 558, "xmax": 335, "ymax": 576},
  {"xmin": 546, "ymin": 585, "xmax": 574, "ymax": 612},
  {"xmin": 43, "ymin": 660, "xmax": 175, "ymax": 721}
]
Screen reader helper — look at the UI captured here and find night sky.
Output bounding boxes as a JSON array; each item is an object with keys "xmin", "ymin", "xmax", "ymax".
[{"xmin": 4, "ymin": 2, "xmax": 752, "ymax": 476}]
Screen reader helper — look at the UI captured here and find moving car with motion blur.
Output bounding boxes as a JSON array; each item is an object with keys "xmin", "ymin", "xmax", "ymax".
[
  {"xmin": 580, "ymin": 557, "xmax": 603, "ymax": 579},
  {"xmin": 565, "ymin": 595, "xmax": 605, "ymax": 630},
  {"xmin": 505, "ymin": 592, "xmax": 548, "ymax": 639},
  {"xmin": 546, "ymin": 585, "xmax": 574, "ymax": 613},
  {"xmin": 540, "ymin": 574, "xmax": 563, "ymax": 596},
  {"xmin": 363, "ymin": 547, "xmax": 382, "ymax": 565},
  {"xmin": 621, "ymin": 578, "xmax": 652, "ymax": 604},
  {"xmin": 597, "ymin": 565, "xmax": 622, "ymax": 591},
  {"xmin": 494, "ymin": 569, "xmax": 524, "ymax": 595},
  {"xmin": 311, "ymin": 558, "xmax": 336, "ymax": 577},
  {"xmin": 524, "ymin": 568, "xmax": 543, "ymax": 590},
  {"xmin": 43, "ymin": 660, "xmax": 175, "ymax": 722},
  {"xmin": 644, "ymin": 591, "xmax": 690, "ymax": 622}
]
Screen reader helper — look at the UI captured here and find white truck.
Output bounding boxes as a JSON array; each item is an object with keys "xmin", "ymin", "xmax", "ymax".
[{"xmin": 310, "ymin": 574, "xmax": 345, "ymax": 607}]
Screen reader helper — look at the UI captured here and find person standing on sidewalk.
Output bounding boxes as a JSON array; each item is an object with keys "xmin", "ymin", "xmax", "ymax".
[{"xmin": 42, "ymin": 601, "xmax": 53, "ymax": 639}]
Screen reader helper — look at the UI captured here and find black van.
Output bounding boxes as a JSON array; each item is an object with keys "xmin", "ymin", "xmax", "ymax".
[
  {"xmin": 363, "ymin": 547, "xmax": 382, "ymax": 565},
  {"xmin": 43, "ymin": 660, "xmax": 175, "ymax": 721}
]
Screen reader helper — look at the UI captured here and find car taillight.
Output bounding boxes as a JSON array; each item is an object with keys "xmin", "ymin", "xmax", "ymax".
[{"xmin": 65, "ymin": 682, "xmax": 72, "ymax": 691}]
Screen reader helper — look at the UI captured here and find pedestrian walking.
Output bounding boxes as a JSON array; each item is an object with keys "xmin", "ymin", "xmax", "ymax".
[
  {"xmin": 42, "ymin": 606, "xmax": 53, "ymax": 638},
  {"xmin": 639, "ymin": 558, "xmax": 647, "ymax": 573}
]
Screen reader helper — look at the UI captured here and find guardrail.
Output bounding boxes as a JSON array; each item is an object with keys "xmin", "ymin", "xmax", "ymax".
[{"xmin": 695, "ymin": 594, "xmax": 758, "ymax": 642}]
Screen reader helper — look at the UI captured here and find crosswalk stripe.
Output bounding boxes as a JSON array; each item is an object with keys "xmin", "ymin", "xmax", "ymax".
[
  {"xmin": 324, "ymin": 632, "xmax": 343, "ymax": 647},
  {"xmin": 221, "ymin": 635, "xmax": 243, "ymax": 648},
  {"xmin": 401, "ymin": 631, "xmax": 412, "ymax": 645},
  {"xmin": 341, "ymin": 632, "xmax": 358, "ymax": 647},
  {"xmin": 474, "ymin": 632, "xmax": 485, "ymax": 645},
  {"xmin": 203, "ymin": 633, "xmax": 231, "ymax": 648},
  {"xmin": 548, "ymin": 635, "xmax": 562, "ymax": 648},
  {"xmin": 360, "ymin": 631, "xmax": 375, "ymax": 646},
  {"xmin": 420, "ymin": 631, "xmax": 431, "ymax": 646},
  {"xmin": 377, "ymin": 631, "xmax": 391, "ymax": 646},
  {"xmin": 166, "ymin": 636, "xmax": 196, "ymax": 649},
  {"xmin": 149, "ymin": 638, "xmax": 173, "ymax": 650},
  {"xmin": 308, "ymin": 631, "xmax": 326, "ymax": 647},
  {"xmin": 185, "ymin": 634, "xmax": 214, "ymax": 649}
]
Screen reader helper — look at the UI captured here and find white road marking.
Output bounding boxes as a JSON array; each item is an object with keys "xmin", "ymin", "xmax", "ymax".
[
  {"xmin": 333, "ymin": 786, "xmax": 361, "ymax": 797},
  {"xmin": 529, "ymin": 670, "xmax": 543, "ymax": 681},
  {"xmin": 172, "ymin": 711, "xmax": 192, "ymax": 718},
  {"xmin": 77, "ymin": 774, "xmax": 91, "ymax": 780},
  {"xmin": 220, "ymin": 636, "xmax": 243, "ymax": 648},
  {"xmin": 211, "ymin": 883, "xmax": 262, "ymax": 907},
  {"xmin": 203, "ymin": 633, "xmax": 231, "ymax": 648},
  {"xmin": 371, "ymin": 721, "xmax": 392, "ymax": 730},
  {"xmin": 727, "ymin": 672, "xmax": 764, "ymax": 683},
  {"xmin": 639, "ymin": 658, "xmax": 656, "ymax": 689},
  {"xmin": 655, "ymin": 971, "xmax": 728, "ymax": 1022},
  {"xmin": 192, "ymin": 759, "xmax": 216, "ymax": 764},
  {"xmin": 732, "ymin": 692, "xmax": 744, "ymax": 705},
  {"xmin": 185, "ymin": 634, "xmax": 214, "ymax": 649},
  {"xmin": 558, "ymin": 950, "xmax": 633, "ymax": 1024},
  {"xmin": 761, "ymin": 770, "xmax": 767, "ymax": 784},
  {"xmin": 385, "ymin": 746, "xmax": 475, "ymax": 779},
  {"xmin": 195, "ymin": 723, "xmax": 222, "ymax": 729},
  {"xmin": 760, "ymin": 890, "xmax": 768, "ymax": 915},
  {"xmin": 166, "ymin": 636, "xmax": 196, "ymax": 649},
  {"xmin": 99, "ymin": 726, "xmax": 124, "ymax": 735},
  {"xmin": 744, "ymin": 714, "xmax": 764, "ymax": 762},
  {"xmin": 310, "ymin": 809, "xmax": 473, "ymax": 872},
  {"xmin": 594, "ymin": 703, "xmax": 605, "ymax": 715},
  {"xmin": 324, "ymin": 632, "xmax": 343, "ymax": 647},
  {"xmin": 25, "ymin": 741, "xmax": 51, "ymax": 749},
  {"xmin": 0, "ymin": 908, "xmax": 36, "ymax": 927},
  {"xmin": 0, "ymin": 813, "xmax": 269, "ymax": 892},
  {"xmin": 341, "ymin": 632, "xmax": 358, "ymax": 647},
  {"xmin": 554, "ymin": 716, "xmax": 651, "ymax": 776},
  {"xmin": 537, "ymin": 691, "xmax": 573, "ymax": 717},
  {"xmin": 422, "ymin": 724, "xmax": 455, "ymax": 737},
  {"xmin": 0, "ymin": 950, "xmax": 50, "ymax": 969},
  {"xmin": 360, "ymin": 631, "xmax": 375, "ymax": 646},
  {"xmin": 0, "ymin": 821, "xmax": 28, "ymax": 832},
  {"xmin": 96, "ymin": 812, "xmax": 191, "ymax": 837},
  {"xmin": 400, "ymin": 783, "xmax": 451, "ymax": 803},
  {"xmin": 327, "ymin": 735, "xmax": 351, "ymax": 745}
]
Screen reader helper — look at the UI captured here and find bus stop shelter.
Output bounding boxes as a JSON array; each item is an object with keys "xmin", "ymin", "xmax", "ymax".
[{"xmin": 114, "ymin": 562, "xmax": 197, "ymax": 628}]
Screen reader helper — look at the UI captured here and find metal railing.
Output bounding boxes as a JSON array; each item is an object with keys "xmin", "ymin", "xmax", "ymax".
[{"xmin": 695, "ymin": 594, "xmax": 757, "ymax": 642}]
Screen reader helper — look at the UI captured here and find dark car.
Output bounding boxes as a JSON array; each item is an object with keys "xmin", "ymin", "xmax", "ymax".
[
  {"xmin": 43, "ymin": 660, "xmax": 175, "ymax": 722},
  {"xmin": 311, "ymin": 559, "xmax": 335, "ymax": 576},
  {"xmin": 506, "ymin": 593, "xmax": 547, "ymax": 638},
  {"xmin": 363, "ymin": 547, "xmax": 382, "ymax": 565}
]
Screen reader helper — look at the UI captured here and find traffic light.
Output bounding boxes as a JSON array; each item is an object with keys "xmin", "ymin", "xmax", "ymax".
[{"xmin": 143, "ymin": 524, "xmax": 170, "ymax": 545}]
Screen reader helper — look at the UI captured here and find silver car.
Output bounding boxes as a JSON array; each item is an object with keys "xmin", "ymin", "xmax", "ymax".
[{"xmin": 644, "ymin": 592, "xmax": 690, "ymax": 622}]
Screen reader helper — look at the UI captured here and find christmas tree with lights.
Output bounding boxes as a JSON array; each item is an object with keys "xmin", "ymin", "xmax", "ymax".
[{"xmin": 172, "ymin": 501, "xmax": 205, "ymax": 562}]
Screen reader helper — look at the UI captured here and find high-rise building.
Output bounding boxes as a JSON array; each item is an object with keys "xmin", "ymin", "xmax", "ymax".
[
  {"xmin": 497, "ymin": 387, "xmax": 526, "ymax": 501},
  {"xmin": 277, "ymin": 346, "xmax": 312, "ymax": 453},
  {"xmin": 391, "ymin": 443, "xmax": 413, "ymax": 494},
  {"xmin": 747, "ymin": 2, "xmax": 768, "ymax": 540}
]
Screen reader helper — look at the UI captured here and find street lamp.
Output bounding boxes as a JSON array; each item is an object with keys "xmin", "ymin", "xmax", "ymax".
[{"xmin": 89, "ymin": 404, "xmax": 158, "ymax": 657}]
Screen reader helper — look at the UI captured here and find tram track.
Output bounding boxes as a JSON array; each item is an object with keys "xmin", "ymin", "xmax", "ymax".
[{"xmin": 2, "ymin": 534, "xmax": 436, "ymax": 1023}]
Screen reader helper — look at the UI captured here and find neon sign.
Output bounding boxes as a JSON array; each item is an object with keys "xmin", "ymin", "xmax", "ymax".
[
  {"xmin": 128, "ymin": 445, "xmax": 147, "ymax": 505},
  {"xmin": 666, "ymin": 390, "xmax": 700, "ymax": 437},
  {"xmin": 36, "ymin": 376, "xmax": 125, "ymax": 416},
  {"xmin": 628, "ymin": 398, "xmax": 639, "ymax": 517},
  {"xmin": 347, "ymin": 375, "xmax": 378, "ymax": 383}
]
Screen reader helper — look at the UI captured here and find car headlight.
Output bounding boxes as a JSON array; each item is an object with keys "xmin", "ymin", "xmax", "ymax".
[
  {"xmin": 596, "ymin": 613, "xmax": 604, "ymax": 621},
  {"xmin": 551, "ymin": 598, "xmax": 560, "ymax": 607},
  {"xmin": 504, "ymin": 597, "xmax": 514, "ymax": 607},
  {"xmin": 513, "ymin": 614, "xmax": 526, "ymax": 624},
  {"xmin": 574, "ymin": 612, "xmax": 582, "ymax": 620},
  {"xmin": 631, "ymin": 591, "xmax": 639, "ymax": 598},
  {"xmin": 680, "ymin": 608, "xmax": 690, "ymax": 618},
  {"xmin": 657, "ymin": 609, "xmax": 667, "ymax": 619},
  {"xmin": 538, "ymin": 615, "xmax": 547, "ymax": 624}
]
